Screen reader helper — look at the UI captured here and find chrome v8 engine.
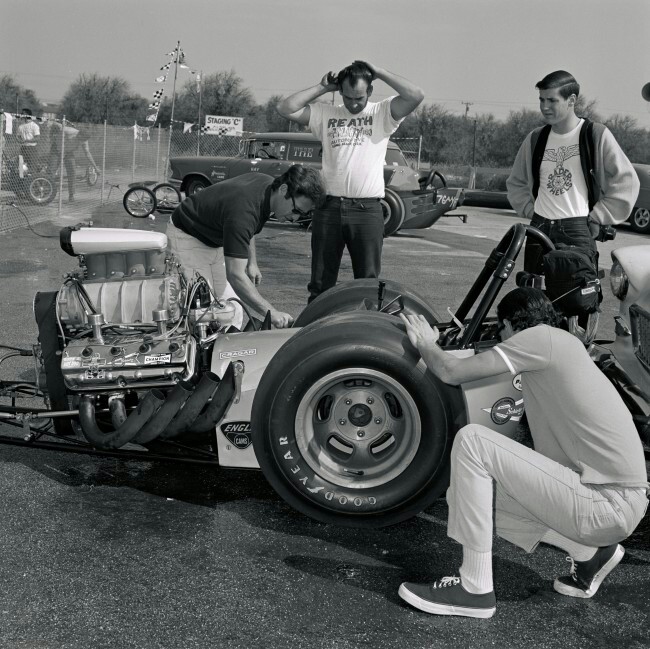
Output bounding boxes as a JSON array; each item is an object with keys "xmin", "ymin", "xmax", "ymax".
[{"xmin": 56, "ymin": 226, "xmax": 237, "ymax": 393}]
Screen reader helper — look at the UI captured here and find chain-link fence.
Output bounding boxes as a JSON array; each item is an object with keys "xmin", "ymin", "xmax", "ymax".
[
  {"xmin": 391, "ymin": 136, "xmax": 422, "ymax": 170},
  {"xmin": 0, "ymin": 113, "xmax": 260, "ymax": 232},
  {"xmin": 0, "ymin": 117, "xmax": 427, "ymax": 233}
]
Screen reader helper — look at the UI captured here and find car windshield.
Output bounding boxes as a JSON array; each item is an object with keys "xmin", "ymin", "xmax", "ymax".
[
  {"xmin": 247, "ymin": 140, "xmax": 287, "ymax": 160},
  {"xmin": 385, "ymin": 147, "xmax": 409, "ymax": 167}
]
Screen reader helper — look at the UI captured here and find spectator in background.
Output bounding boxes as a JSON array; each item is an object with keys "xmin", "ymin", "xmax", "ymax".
[
  {"xmin": 277, "ymin": 61, "xmax": 424, "ymax": 303},
  {"xmin": 48, "ymin": 122, "xmax": 100, "ymax": 203},
  {"xmin": 17, "ymin": 108, "xmax": 40, "ymax": 173}
]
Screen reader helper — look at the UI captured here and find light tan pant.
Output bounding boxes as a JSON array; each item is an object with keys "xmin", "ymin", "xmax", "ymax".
[
  {"xmin": 165, "ymin": 221, "xmax": 243, "ymax": 329},
  {"xmin": 447, "ymin": 424, "xmax": 648, "ymax": 553}
]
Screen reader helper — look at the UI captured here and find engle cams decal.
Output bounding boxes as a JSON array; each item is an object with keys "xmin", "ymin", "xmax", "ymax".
[
  {"xmin": 483, "ymin": 397, "xmax": 525, "ymax": 425},
  {"xmin": 512, "ymin": 374, "xmax": 522, "ymax": 391},
  {"xmin": 221, "ymin": 421, "xmax": 252, "ymax": 449}
]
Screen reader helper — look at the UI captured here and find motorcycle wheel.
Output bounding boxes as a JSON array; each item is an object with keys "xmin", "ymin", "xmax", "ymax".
[
  {"xmin": 123, "ymin": 186, "xmax": 156, "ymax": 218},
  {"xmin": 252, "ymin": 312, "xmax": 460, "ymax": 527},
  {"xmin": 153, "ymin": 183, "xmax": 181, "ymax": 212},
  {"xmin": 294, "ymin": 278, "xmax": 441, "ymax": 328},
  {"xmin": 27, "ymin": 176, "xmax": 57, "ymax": 205}
]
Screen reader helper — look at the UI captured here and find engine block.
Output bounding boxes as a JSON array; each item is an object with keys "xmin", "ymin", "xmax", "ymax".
[{"xmin": 61, "ymin": 331, "xmax": 196, "ymax": 391}]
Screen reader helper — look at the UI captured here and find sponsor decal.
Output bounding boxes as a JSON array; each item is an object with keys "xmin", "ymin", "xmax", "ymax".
[
  {"xmin": 219, "ymin": 348, "xmax": 256, "ymax": 360},
  {"xmin": 581, "ymin": 286, "xmax": 597, "ymax": 295},
  {"xmin": 144, "ymin": 353, "xmax": 171, "ymax": 365},
  {"xmin": 62, "ymin": 358, "xmax": 82, "ymax": 369},
  {"xmin": 512, "ymin": 374, "xmax": 522, "ymax": 391},
  {"xmin": 482, "ymin": 397, "xmax": 525, "ymax": 425},
  {"xmin": 221, "ymin": 421, "xmax": 251, "ymax": 449}
]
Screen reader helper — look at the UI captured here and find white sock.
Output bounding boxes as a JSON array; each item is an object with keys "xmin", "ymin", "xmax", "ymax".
[
  {"xmin": 459, "ymin": 547, "xmax": 493, "ymax": 594},
  {"xmin": 541, "ymin": 530, "xmax": 597, "ymax": 562}
]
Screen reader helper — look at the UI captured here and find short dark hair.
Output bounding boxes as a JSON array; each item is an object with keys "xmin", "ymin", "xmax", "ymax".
[
  {"xmin": 535, "ymin": 70, "xmax": 580, "ymax": 99},
  {"xmin": 271, "ymin": 165, "xmax": 326, "ymax": 208},
  {"xmin": 22, "ymin": 108, "xmax": 32, "ymax": 117},
  {"xmin": 496, "ymin": 287, "xmax": 561, "ymax": 331},
  {"xmin": 337, "ymin": 61, "xmax": 374, "ymax": 89}
]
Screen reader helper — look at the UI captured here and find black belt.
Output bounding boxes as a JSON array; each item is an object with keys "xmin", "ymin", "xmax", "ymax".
[{"xmin": 327, "ymin": 195, "xmax": 381, "ymax": 202}]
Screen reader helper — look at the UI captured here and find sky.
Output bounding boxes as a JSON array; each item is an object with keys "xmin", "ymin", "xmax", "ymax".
[{"xmin": 1, "ymin": 0, "xmax": 649, "ymax": 123}]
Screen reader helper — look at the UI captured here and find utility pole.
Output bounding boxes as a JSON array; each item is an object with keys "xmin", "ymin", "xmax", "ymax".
[{"xmin": 461, "ymin": 101, "xmax": 473, "ymax": 119}]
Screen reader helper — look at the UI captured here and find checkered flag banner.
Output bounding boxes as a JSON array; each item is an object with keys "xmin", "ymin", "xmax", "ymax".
[
  {"xmin": 160, "ymin": 62, "xmax": 171, "ymax": 71},
  {"xmin": 146, "ymin": 113, "xmax": 157, "ymax": 123},
  {"xmin": 148, "ymin": 101, "xmax": 160, "ymax": 109},
  {"xmin": 155, "ymin": 75, "xmax": 167, "ymax": 83},
  {"xmin": 152, "ymin": 89, "xmax": 163, "ymax": 100}
]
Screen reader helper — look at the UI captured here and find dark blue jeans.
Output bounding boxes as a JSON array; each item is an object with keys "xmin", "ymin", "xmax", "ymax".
[
  {"xmin": 308, "ymin": 196, "xmax": 384, "ymax": 303},
  {"xmin": 525, "ymin": 214, "xmax": 598, "ymax": 274}
]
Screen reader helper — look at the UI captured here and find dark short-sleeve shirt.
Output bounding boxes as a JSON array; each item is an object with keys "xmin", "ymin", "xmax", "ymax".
[{"xmin": 171, "ymin": 173, "xmax": 273, "ymax": 259}]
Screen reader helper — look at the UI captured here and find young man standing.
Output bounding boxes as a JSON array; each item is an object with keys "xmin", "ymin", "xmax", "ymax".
[
  {"xmin": 167, "ymin": 166, "xmax": 325, "ymax": 329},
  {"xmin": 17, "ymin": 108, "xmax": 40, "ymax": 173},
  {"xmin": 507, "ymin": 70, "xmax": 639, "ymax": 275},
  {"xmin": 398, "ymin": 288, "xmax": 648, "ymax": 618},
  {"xmin": 277, "ymin": 61, "xmax": 424, "ymax": 302}
]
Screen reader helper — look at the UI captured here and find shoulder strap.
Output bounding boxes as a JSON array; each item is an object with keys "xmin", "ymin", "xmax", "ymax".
[
  {"xmin": 578, "ymin": 118, "xmax": 599, "ymax": 210},
  {"xmin": 531, "ymin": 125, "xmax": 551, "ymax": 199}
]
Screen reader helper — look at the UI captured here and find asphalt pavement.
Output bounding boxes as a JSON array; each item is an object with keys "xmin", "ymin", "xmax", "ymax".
[{"xmin": 0, "ymin": 201, "xmax": 647, "ymax": 649}]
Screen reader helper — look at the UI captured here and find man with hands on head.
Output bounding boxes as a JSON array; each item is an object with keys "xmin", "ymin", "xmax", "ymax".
[
  {"xmin": 277, "ymin": 61, "xmax": 424, "ymax": 302},
  {"xmin": 397, "ymin": 287, "xmax": 647, "ymax": 619},
  {"xmin": 167, "ymin": 166, "xmax": 325, "ymax": 329}
]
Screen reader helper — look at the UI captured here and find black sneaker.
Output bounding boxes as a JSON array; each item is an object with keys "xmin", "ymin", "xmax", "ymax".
[
  {"xmin": 398, "ymin": 576, "xmax": 496, "ymax": 618},
  {"xmin": 554, "ymin": 544, "xmax": 624, "ymax": 598}
]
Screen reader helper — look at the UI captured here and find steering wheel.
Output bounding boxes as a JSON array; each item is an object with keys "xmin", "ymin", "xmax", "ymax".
[
  {"xmin": 421, "ymin": 169, "xmax": 447, "ymax": 189},
  {"xmin": 255, "ymin": 148, "xmax": 276, "ymax": 159}
]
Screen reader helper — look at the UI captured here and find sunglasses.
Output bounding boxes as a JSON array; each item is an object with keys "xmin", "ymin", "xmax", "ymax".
[{"xmin": 291, "ymin": 196, "xmax": 313, "ymax": 219}]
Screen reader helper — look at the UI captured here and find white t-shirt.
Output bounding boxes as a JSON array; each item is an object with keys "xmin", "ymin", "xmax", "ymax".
[
  {"xmin": 494, "ymin": 324, "xmax": 647, "ymax": 487},
  {"xmin": 18, "ymin": 120, "xmax": 40, "ymax": 145},
  {"xmin": 535, "ymin": 119, "xmax": 589, "ymax": 219},
  {"xmin": 309, "ymin": 97, "xmax": 402, "ymax": 198}
]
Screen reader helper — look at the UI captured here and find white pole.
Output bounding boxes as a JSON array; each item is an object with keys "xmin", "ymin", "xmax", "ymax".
[
  {"xmin": 57, "ymin": 116, "xmax": 66, "ymax": 214},
  {"xmin": 101, "ymin": 120, "xmax": 107, "ymax": 203},
  {"xmin": 164, "ymin": 40, "xmax": 181, "ymax": 180},
  {"xmin": 197, "ymin": 69, "xmax": 202, "ymax": 156},
  {"xmin": 0, "ymin": 113, "xmax": 4, "ymax": 196}
]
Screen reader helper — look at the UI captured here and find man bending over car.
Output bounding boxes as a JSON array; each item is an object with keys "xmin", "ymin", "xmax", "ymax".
[
  {"xmin": 167, "ymin": 166, "xmax": 325, "ymax": 328},
  {"xmin": 398, "ymin": 287, "xmax": 648, "ymax": 619}
]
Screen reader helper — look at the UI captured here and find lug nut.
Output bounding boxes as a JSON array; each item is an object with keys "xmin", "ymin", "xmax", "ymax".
[
  {"xmin": 367, "ymin": 397, "xmax": 374, "ymax": 404},
  {"xmin": 357, "ymin": 430, "xmax": 365, "ymax": 438},
  {"xmin": 374, "ymin": 418, "xmax": 382, "ymax": 424},
  {"xmin": 345, "ymin": 399, "xmax": 352, "ymax": 405},
  {"xmin": 339, "ymin": 419, "xmax": 347, "ymax": 425}
]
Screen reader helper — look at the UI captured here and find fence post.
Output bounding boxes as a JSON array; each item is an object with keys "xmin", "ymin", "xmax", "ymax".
[
  {"xmin": 101, "ymin": 120, "xmax": 107, "ymax": 204},
  {"xmin": 156, "ymin": 125, "xmax": 161, "ymax": 182},
  {"xmin": 57, "ymin": 116, "xmax": 66, "ymax": 214},
  {"xmin": 132, "ymin": 122, "xmax": 136, "ymax": 183},
  {"xmin": 417, "ymin": 135, "xmax": 422, "ymax": 170},
  {"xmin": 0, "ymin": 112, "xmax": 4, "ymax": 196}
]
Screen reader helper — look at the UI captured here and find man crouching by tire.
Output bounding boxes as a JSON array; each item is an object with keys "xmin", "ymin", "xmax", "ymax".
[
  {"xmin": 167, "ymin": 166, "xmax": 325, "ymax": 328},
  {"xmin": 398, "ymin": 287, "xmax": 648, "ymax": 619}
]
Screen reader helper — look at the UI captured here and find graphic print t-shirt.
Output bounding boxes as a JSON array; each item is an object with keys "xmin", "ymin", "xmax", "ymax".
[
  {"xmin": 534, "ymin": 119, "xmax": 589, "ymax": 219},
  {"xmin": 309, "ymin": 98, "xmax": 402, "ymax": 198}
]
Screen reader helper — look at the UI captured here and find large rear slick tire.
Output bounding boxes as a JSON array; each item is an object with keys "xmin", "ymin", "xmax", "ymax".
[
  {"xmin": 252, "ymin": 312, "xmax": 461, "ymax": 527},
  {"xmin": 294, "ymin": 278, "xmax": 441, "ymax": 328}
]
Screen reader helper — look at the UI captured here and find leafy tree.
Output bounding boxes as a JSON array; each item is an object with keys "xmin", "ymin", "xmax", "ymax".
[
  {"xmin": 162, "ymin": 70, "xmax": 257, "ymax": 128},
  {"xmin": 0, "ymin": 74, "xmax": 41, "ymax": 116},
  {"xmin": 60, "ymin": 74, "xmax": 147, "ymax": 125},
  {"xmin": 263, "ymin": 94, "xmax": 292, "ymax": 133},
  {"xmin": 488, "ymin": 108, "xmax": 544, "ymax": 166},
  {"xmin": 604, "ymin": 114, "xmax": 650, "ymax": 163}
]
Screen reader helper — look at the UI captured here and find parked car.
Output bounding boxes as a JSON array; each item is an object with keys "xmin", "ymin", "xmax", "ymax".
[
  {"xmin": 168, "ymin": 132, "xmax": 464, "ymax": 236},
  {"xmin": 630, "ymin": 163, "xmax": 650, "ymax": 234}
]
